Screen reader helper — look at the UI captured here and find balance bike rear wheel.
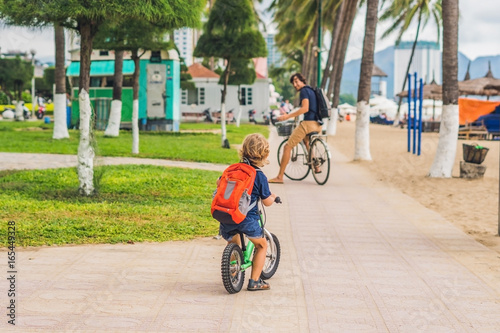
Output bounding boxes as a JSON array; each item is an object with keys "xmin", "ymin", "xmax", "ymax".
[{"xmin": 221, "ymin": 243, "xmax": 245, "ymax": 294}]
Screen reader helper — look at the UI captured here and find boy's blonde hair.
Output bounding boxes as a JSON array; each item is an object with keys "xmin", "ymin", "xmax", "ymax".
[{"xmin": 239, "ymin": 133, "xmax": 270, "ymax": 167}]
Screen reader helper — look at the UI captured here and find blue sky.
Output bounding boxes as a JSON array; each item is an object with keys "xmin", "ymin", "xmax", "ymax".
[{"xmin": 1, "ymin": 1, "xmax": 498, "ymax": 63}]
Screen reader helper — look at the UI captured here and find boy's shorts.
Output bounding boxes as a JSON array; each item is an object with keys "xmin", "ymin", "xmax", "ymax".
[
  {"xmin": 219, "ymin": 218, "xmax": 263, "ymax": 241},
  {"xmin": 287, "ymin": 120, "xmax": 323, "ymax": 148}
]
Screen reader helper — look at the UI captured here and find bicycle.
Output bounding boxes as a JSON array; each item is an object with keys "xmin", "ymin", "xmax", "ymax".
[
  {"xmin": 221, "ymin": 197, "xmax": 282, "ymax": 294},
  {"xmin": 275, "ymin": 120, "xmax": 331, "ymax": 185}
]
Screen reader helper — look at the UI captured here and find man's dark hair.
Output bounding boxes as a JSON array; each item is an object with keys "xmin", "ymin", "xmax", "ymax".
[{"xmin": 290, "ymin": 73, "xmax": 307, "ymax": 85}]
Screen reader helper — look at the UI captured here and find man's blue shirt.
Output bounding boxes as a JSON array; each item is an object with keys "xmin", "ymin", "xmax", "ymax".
[{"xmin": 299, "ymin": 85, "xmax": 318, "ymax": 121}]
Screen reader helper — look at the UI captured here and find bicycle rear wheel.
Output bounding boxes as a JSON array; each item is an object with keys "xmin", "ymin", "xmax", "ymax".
[
  {"xmin": 310, "ymin": 138, "xmax": 331, "ymax": 185},
  {"xmin": 277, "ymin": 139, "xmax": 310, "ymax": 181},
  {"xmin": 260, "ymin": 231, "xmax": 281, "ymax": 280},
  {"xmin": 221, "ymin": 243, "xmax": 245, "ymax": 294}
]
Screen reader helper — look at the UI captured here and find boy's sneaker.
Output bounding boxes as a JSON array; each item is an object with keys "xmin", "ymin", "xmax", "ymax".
[{"xmin": 247, "ymin": 278, "xmax": 270, "ymax": 291}]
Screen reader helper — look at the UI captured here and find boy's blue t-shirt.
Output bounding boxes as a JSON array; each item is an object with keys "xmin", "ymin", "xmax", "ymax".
[
  {"xmin": 300, "ymin": 85, "xmax": 319, "ymax": 121},
  {"xmin": 244, "ymin": 168, "xmax": 271, "ymax": 222}
]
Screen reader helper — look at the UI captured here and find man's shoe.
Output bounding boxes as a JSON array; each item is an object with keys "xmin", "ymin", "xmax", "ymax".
[{"xmin": 247, "ymin": 278, "xmax": 270, "ymax": 291}]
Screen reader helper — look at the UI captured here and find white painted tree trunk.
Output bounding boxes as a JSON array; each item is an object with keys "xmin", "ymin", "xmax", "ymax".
[
  {"xmin": 326, "ymin": 108, "xmax": 338, "ymax": 136},
  {"xmin": 132, "ymin": 99, "xmax": 139, "ymax": 154},
  {"xmin": 354, "ymin": 101, "xmax": 372, "ymax": 160},
  {"xmin": 52, "ymin": 93, "xmax": 69, "ymax": 139},
  {"xmin": 15, "ymin": 101, "xmax": 24, "ymax": 121},
  {"xmin": 236, "ymin": 105, "xmax": 242, "ymax": 127},
  {"xmin": 220, "ymin": 102, "xmax": 227, "ymax": 146},
  {"xmin": 104, "ymin": 100, "xmax": 122, "ymax": 137},
  {"xmin": 77, "ymin": 89, "xmax": 95, "ymax": 196},
  {"xmin": 428, "ymin": 104, "xmax": 459, "ymax": 177}
]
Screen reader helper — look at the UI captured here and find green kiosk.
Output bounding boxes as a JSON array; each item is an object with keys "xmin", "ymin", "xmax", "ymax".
[{"xmin": 67, "ymin": 50, "xmax": 180, "ymax": 131}]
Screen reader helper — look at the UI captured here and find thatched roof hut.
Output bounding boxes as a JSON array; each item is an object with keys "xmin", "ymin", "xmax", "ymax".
[
  {"xmin": 397, "ymin": 79, "xmax": 442, "ymax": 100},
  {"xmin": 372, "ymin": 65, "xmax": 388, "ymax": 77},
  {"xmin": 458, "ymin": 62, "xmax": 500, "ymax": 98}
]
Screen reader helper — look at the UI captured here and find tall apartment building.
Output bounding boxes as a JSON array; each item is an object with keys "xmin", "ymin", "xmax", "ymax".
[
  {"xmin": 173, "ymin": 28, "xmax": 202, "ymax": 66},
  {"xmin": 265, "ymin": 33, "xmax": 284, "ymax": 69},
  {"xmin": 393, "ymin": 41, "xmax": 441, "ymax": 98}
]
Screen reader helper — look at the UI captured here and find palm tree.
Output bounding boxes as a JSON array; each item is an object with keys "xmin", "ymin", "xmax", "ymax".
[
  {"xmin": 379, "ymin": 0, "xmax": 442, "ymax": 123},
  {"xmin": 329, "ymin": 0, "xmax": 358, "ymax": 108},
  {"xmin": 52, "ymin": 23, "xmax": 69, "ymax": 139},
  {"xmin": 428, "ymin": 0, "xmax": 458, "ymax": 177},
  {"xmin": 354, "ymin": 0, "xmax": 379, "ymax": 161},
  {"xmin": 194, "ymin": 0, "xmax": 267, "ymax": 148}
]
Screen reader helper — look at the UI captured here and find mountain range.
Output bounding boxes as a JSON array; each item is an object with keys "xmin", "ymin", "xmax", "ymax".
[{"xmin": 341, "ymin": 46, "xmax": 500, "ymax": 99}]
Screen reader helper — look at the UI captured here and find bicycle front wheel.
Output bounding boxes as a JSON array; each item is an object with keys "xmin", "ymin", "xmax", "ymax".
[
  {"xmin": 310, "ymin": 138, "xmax": 331, "ymax": 185},
  {"xmin": 221, "ymin": 243, "xmax": 245, "ymax": 294},
  {"xmin": 260, "ymin": 231, "xmax": 281, "ymax": 280},
  {"xmin": 277, "ymin": 139, "xmax": 310, "ymax": 181}
]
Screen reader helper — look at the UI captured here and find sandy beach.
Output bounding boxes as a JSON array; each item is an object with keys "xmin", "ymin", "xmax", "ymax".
[{"xmin": 330, "ymin": 119, "xmax": 500, "ymax": 254}]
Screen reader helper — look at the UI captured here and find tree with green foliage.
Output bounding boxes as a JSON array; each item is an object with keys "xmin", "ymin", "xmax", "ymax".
[
  {"xmin": 220, "ymin": 58, "xmax": 256, "ymax": 127},
  {"xmin": 180, "ymin": 58, "xmax": 196, "ymax": 91},
  {"xmin": 0, "ymin": 0, "xmax": 203, "ymax": 195},
  {"xmin": 194, "ymin": 0, "xmax": 267, "ymax": 147},
  {"xmin": 0, "ymin": 57, "xmax": 33, "ymax": 120}
]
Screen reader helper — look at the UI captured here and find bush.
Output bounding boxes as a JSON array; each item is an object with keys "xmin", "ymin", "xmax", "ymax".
[
  {"xmin": 0, "ymin": 91, "xmax": 9, "ymax": 105},
  {"xmin": 22, "ymin": 91, "xmax": 32, "ymax": 103}
]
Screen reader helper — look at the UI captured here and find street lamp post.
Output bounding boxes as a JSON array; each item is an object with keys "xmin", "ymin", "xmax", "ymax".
[{"xmin": 30, "ymin": 49, "xmax": 36, "ymax": 119}]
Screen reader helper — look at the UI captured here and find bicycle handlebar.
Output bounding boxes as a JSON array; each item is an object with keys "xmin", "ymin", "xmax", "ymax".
[{"xmin": 274, "ymin": 196, "xmax": 282, "ymax": 204}]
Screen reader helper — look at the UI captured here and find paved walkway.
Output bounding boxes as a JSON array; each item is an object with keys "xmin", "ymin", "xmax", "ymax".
[
  {"xmin": 0, "ymin": 152, "xmax": 227, "ymax": 172},
  {"xmin": 1, "ymin": 129, "xmax": 500, "ymax": 332}
]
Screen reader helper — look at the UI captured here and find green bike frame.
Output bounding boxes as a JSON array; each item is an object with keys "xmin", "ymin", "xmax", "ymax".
[{"xmin": 231, "ymin": 210, "xmax": 265, "ymax": 271}]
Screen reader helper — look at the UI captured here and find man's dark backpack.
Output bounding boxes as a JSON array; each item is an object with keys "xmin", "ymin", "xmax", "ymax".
[{"xmin": 312, "ymin": 87, "xmax": 331, "ymax": 120}]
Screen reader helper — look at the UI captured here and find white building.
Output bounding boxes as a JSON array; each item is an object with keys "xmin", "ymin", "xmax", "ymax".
[
  {"xmin": 394, "ymin": 41, "xmax": 441, "ymax": 98},
  {"xmin": 181, "ymin": 59, "xmax": 270, "ymax": 121}
]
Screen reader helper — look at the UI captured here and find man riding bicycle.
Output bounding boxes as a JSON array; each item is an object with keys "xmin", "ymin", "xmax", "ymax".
[{"xmin": 269, "ymin": 73, "xmax": 323, "ymax": 184}]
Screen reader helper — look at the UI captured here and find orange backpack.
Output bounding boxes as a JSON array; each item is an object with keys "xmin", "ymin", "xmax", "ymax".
[{"xmin": 211, "ymin": 163, "xmax": 257, "ymax": 224}]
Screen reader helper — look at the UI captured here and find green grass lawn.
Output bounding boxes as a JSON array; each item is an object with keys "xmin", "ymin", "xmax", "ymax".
[
  {"xmin": 0, "ymin": 165, "xmax": 221, "ymax": 246},
  {"xmin": 0, "ymin": 120, "xmax": 269, "ymax": 164},
  {"xmin": 0, "ymin": 120, "xmax": 270, "ymax": 247}
]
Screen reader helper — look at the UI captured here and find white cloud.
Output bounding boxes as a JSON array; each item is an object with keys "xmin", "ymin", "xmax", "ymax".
[{"xmin": 0, "ymin": 25, "xmax": 55, "ymax": 62}]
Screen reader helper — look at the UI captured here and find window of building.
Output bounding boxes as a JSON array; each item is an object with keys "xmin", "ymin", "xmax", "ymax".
[
  {"xmin": 198, "ymin": 87, "xmax": 205, "ymax": 105},
  {"xmin": 181, "ymin": 88, "xmax": 205, "ymax": 105},
  {"xmin": 99, "ymin": 50, "xmax": 109, "ymax": 56},
  {"xmin": 181, "ymin": 90, "xmax": 188, "ymax": 105},
  {"xmin": 240, "ymin": 87, "xmax": 253, "ymax": 105}
]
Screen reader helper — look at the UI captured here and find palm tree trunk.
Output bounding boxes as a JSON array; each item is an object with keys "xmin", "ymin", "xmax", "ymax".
[
  {"xmin": 331, "ymin": 0, "xmax": 358, "ymax": 108},
  {"xmin": 393, "ymin": 10, "xmax": 422, "ymax": 126},
  {"xmin": 428, "ymin": 0, "xmax": 459, "ymax": 178},
  {"xmin": 105, "ymin": 50, "xmax": 124, "ymax": 137},
  {"xmin": 310, "ymin": 20, "xmax": 319, "ymax": 86},
  {"xmin": 321, "ymin": 1, "xmax": 344, "ymax": 90},
  {"xmin": 220, "ymin": 59, "xmax": 231, "ymax": 147},
  {"xmin": 53, "ymin": 23, "xmax": 70, "ymax": 139},
  {"xmin": 302, "ymin": 35, "xmax": 313, "ymax": 82},
  {"xmin": 354, "ymin": 0, "xmax": 378, "ymax": 161},
  {"xmin": 131, "ymin": 50, "xmax": 140, "ymax": 154},
  {"xmin": 77, "ymin": 21, "xmax": 97, "ymax": 196}
]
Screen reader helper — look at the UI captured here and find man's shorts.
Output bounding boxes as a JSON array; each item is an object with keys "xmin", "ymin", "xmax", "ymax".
[
  {"xmin": 287, "ymin": 121, "xmax": 323, "ymax": 148},
  {"xmin": 219, "ymin": 218, "xmax": 263, "ymax": 241}
]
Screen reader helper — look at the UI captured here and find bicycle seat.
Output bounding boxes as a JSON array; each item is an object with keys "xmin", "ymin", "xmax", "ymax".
[{"xmin": 307, "ymin": 131, "xmax": 319, "ymax": 138}]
